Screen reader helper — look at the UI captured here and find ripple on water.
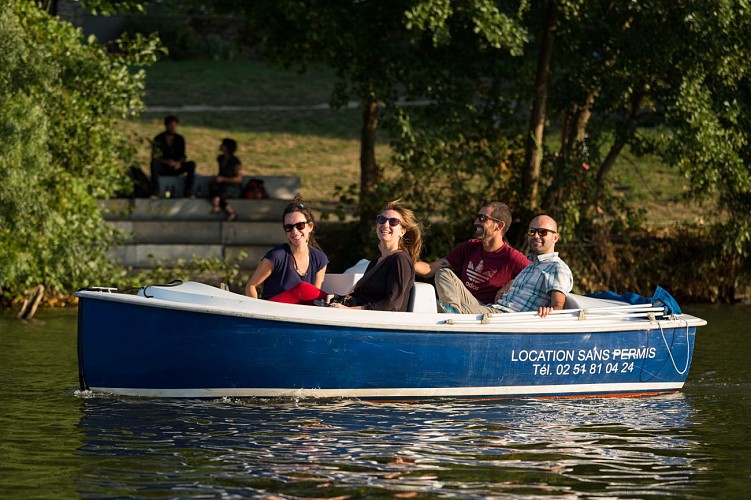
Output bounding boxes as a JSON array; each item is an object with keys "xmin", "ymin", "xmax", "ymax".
[{"xmin": 67, "ymin": 394, "xmax": 716, "ymax": 497}]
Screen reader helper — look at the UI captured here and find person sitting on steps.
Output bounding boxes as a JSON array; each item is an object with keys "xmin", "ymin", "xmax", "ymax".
[
  {"xmin": 209, "ymin": 138, "xmax": 243, "ymax": 222},
  {"xmin": 149, "ymin": 115, "xmax": 196, "ymax": 198}
]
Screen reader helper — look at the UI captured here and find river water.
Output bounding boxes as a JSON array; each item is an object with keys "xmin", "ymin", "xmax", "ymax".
[{"xmin": 1, "ymin": 304, "xmax": 749, "ymax": 498}]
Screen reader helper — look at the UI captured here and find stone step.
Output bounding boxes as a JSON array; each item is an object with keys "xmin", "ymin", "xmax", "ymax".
[
  {"xmin": 99, "ymin": 193, "xmax": 341, "ymax": 271},
  {"xmin": 154, "ymin": 174, "xmax": 300, "ymax": 199},
  {"xmin": 109, "ymin": 220, "xmax": 288, "ymax": 245},
  {"xmin": 101, "ymin": 198, "xmax": 292, "ymax": 221},
  {"xmin": 109, "ymin": 244, "xmax": 268, "ymax": 269}
]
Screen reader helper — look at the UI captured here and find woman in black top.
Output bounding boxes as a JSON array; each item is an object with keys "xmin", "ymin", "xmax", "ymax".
[
  {"xmin": 209, "ymin": 138, "xmax": 243, "ymax": 221},
  {"xmin": 329, "ymin": 200, "xmax": 423, "ymax": 312}
]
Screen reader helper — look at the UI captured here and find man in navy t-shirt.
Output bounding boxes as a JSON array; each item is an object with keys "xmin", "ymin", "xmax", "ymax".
[{"xmin": 415, "ymin": 201, "xmax": 528, "ymax": 314}]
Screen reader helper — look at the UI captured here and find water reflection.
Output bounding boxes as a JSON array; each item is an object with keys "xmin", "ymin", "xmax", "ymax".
[{"xmin": 75, "ymin": 395, "xmax": 703, "ymax": 497}]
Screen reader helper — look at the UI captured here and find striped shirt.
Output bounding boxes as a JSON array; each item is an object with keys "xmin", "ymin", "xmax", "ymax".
[{"xmin": 496, "ymin": 252, "xmax": 573, "ymax": 312}]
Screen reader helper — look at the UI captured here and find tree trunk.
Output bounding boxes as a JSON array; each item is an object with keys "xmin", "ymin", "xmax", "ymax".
[
  {"xmin": 523, "ymin": 0, "xmax": 557, "ymax": 210},
  {"xmin": 547, "ymin": 90, "xmax": 597, "ymax": 210},
  {"xmin": 358, "ymin": 99, "xmax": 380, "ymax": 226},
  {"xmin": 596, "ymin": 92, "xmax": 643, "ymax": 188},
  {"xmin": 574, "ymin": 90, "xmax": 596, "ymax": 143},
  {"xmin": 360, "ymin": 99, "xmax": 379, "ymax": 200}
]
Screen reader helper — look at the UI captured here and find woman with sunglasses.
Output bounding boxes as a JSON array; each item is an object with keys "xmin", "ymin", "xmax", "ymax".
[
  {"xmin": 328, "ymin": 200, "xmax": 423, "ymax": 312},
  {"xmin": 244, "ymin": 197, "xmax": 329, "ymax": 303}
]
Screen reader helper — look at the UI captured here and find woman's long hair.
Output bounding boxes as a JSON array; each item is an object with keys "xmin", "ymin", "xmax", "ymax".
[
  {"xmin": 380, "ymin": 199, "xmax": 423, "ymax": 263},
  {"xmin": 282, "ymin": 195, "xmax": 321, "ymax": 249}
]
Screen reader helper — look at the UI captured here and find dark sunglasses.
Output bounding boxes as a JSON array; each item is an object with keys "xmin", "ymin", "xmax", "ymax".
[
  {"xmin": 376, "ymin": 215, "xmax": 402, "ymax": 227},
  {"xmin": 476, "ymin": 214, "xmax": 501, "ymax": 223},
  {"xmin": 527, "ymin": 227, "xmax": 557, "ymax": 237},
  {"xmin": 283, "ymin": 221, "xmax": 308, "ymax": 232}
]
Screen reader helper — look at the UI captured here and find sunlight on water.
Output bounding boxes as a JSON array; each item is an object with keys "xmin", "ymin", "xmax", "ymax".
[{"xmin": 69, "ymin": 395, "xmax": 706, "ymax": 497}]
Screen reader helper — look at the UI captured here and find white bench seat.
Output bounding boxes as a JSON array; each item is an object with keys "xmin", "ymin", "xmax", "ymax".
[{"xmin": 321, "ymin": 272, "xmax": 437, "ymax": 313}]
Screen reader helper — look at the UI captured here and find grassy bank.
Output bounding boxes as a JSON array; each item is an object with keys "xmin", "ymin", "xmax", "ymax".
[
  {"xmin": 124, "ymin": 60, "xmax": 392, "ymax": 201},
  {"xmin": 126, "ymin": 59, "xmax": 709, "ymax": 225}
]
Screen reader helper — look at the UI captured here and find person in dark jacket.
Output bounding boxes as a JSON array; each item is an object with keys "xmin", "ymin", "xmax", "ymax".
[
  {"xmin": 149, "ymin": 115, "xmax": 196, "ymax": 197},
  {"xmin": 329, "ymin": 200, "xmax": 423, "ymax": 312}
]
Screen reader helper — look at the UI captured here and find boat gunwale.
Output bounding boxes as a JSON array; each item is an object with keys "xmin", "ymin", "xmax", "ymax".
[{"xmin": 75, "ymin": 285, "xmax": 707, "ymax": 334}]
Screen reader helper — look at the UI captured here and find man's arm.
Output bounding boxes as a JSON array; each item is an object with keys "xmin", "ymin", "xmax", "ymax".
[
  {"xmin": 537, "ymin": 290, "xmax": 567, "ymax": 318},
  {"xmin": 174, "ymin": 134, "xmax": 187, "ymax": 162},
  {"xmin": 152, "ymin": 135, "xmax": 178, "ymax": 169},
  {"xmin": 414, "ymin": 258, "xmax": 450, "ymax": 278},
  {"xmin": 493, "ymin": 278, "xmax": 514, "ymax": 302}
]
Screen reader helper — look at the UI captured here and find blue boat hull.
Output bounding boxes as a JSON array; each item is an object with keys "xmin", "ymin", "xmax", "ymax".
[{"xmin": 77, "ymin": 293, "xmax": 697, "ymax": 400}]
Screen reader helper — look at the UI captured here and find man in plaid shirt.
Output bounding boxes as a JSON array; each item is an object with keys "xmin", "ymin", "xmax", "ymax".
[{"xmin": 493, "ymin": 214, "xmax": 573, "ymax": 318}]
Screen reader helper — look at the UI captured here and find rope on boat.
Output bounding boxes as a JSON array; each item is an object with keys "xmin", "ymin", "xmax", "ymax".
[
  {"xmin": 142, "ymin": 280, "xmax": 184, "ymax": 298},
  {"xmin": 656, "ymin": 317, "xmax": 691, "ymax": 375},
  {"xmin": 441, "ymin": 304, "xmax": 668, "ymax": 325},
  {"xmin": 79, "ymin": 280, "xmax": 185, "ymax": 298},
  {"xmin": 78, "ymin": 285, "xmax": 140, "ymax": 295}
]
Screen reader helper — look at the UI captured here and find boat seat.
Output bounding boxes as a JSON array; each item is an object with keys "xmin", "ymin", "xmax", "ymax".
[
  {"xmin": 321, "ymin": 273, "xmax": 363, "ymax": 296},
  {"xmin": 407, "ymin": 282, "xmax": 438, "ymax": 313},
  {"xmin": 564, "ymin": 293, "xmax": 633, "ymax": 310},
  {"xmin": 321, "ymin": 272, "xmax": 437, "ymax": 313}
]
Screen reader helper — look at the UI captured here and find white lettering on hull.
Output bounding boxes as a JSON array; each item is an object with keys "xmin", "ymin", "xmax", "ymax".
[{"xmin": 511, "ymin": 346, "xmax": 658, "ymax": 379}]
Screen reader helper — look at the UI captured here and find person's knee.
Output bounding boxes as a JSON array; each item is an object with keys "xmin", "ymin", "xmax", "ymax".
[
  {"xmin": 435, "ymin": 268, "xmax": 458, "ymax": 287},
  {"xmin": 434, "ymin": 268, "xmax": 458, "ymax": 298}
]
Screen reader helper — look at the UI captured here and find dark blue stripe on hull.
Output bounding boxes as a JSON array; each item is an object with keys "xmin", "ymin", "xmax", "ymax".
[{"xmin": 78, "ymin": 297, "xmax": 695, "ymax": 397}]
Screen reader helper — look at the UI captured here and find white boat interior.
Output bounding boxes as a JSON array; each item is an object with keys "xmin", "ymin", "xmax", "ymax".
[{"xmin": 80, "ymin": 257, "xmax": 706, "ymax": 334}]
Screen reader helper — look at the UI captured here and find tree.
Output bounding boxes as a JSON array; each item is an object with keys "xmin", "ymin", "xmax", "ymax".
[
  {"xmin": 192, "ymin": 1, "xmax": 524, "ymax": 224},
  {"xmin": 202, "ymin": 1, "xmax": 409, "ymax": 217},
  {"xmin": 0, "ymin": 0, "xmax": 161, "ymax": 301},
  {"xmin": 189, "ymin": 0, "xmax": 751, "ymax": 286}
]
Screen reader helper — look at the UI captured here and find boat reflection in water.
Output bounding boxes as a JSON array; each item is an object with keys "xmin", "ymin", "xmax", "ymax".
[{"xmin": 74, "ymin": 394, "xmax": 702, "ymax": 497}]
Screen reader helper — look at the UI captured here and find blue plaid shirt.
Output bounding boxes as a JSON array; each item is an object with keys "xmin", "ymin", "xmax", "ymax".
[{"xmin": 496, "ymin": 252, "xmax": 573, "ymax": 312}]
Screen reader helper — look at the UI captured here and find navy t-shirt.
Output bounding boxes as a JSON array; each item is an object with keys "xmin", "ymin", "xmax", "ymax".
[{"xmin": 261, "ymin": 244, "xmax": 329, "ymax": 299}]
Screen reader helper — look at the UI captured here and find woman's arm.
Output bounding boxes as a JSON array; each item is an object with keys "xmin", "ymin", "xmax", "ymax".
[
  {"xmin": 226, "ymin": 160, "xmax": 243, "ymax": 183},
  {"xmin": 245, "ymin": 258, "xmax": 274, "ymax": 297},
  {"xmin": 314, "ymin": 265, "xmax": 328, "ymax": 290}
]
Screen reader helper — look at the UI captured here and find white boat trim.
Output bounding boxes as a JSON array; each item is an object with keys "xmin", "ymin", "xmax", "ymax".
[
  {"xmin": 90, "ymin": 381, "xmax": 685, "ymax": 399},
  {"xmin": 76, "ymin": 282, "xmax": 707, "ymax": 334}
]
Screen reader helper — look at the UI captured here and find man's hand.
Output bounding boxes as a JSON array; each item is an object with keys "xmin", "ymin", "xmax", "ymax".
[
  {"xmin": 538, "ymin": 290, "xmax": 567, "ymax": 318},
  {"xmin": 537, "ymin": 306, "xmax": 554, "ymax": 318},
  {"xmin": 494, "ymin": 279, "xmax": 514, "ymax": 302}
]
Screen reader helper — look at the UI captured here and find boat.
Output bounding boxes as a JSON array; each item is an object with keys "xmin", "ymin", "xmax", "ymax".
[{"xmin": 76, "ymin": 277, "xmax": 706, "ymax": 400}]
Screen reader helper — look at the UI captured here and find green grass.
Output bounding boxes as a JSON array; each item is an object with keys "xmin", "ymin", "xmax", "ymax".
[
  {"xmin": 143, "ymin": 60, "xmax": 340, "ymax": 107},
  {"xmin": 129, "ymin": 59, "xmax": 384, "ymax": 200},
  {"xmin": 131, "ymin": 59, "xmax": 708, "ymax": 226},
  {"xmin": 608, "ymin": 149, "xmax": 711, "ymax": 227}
]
